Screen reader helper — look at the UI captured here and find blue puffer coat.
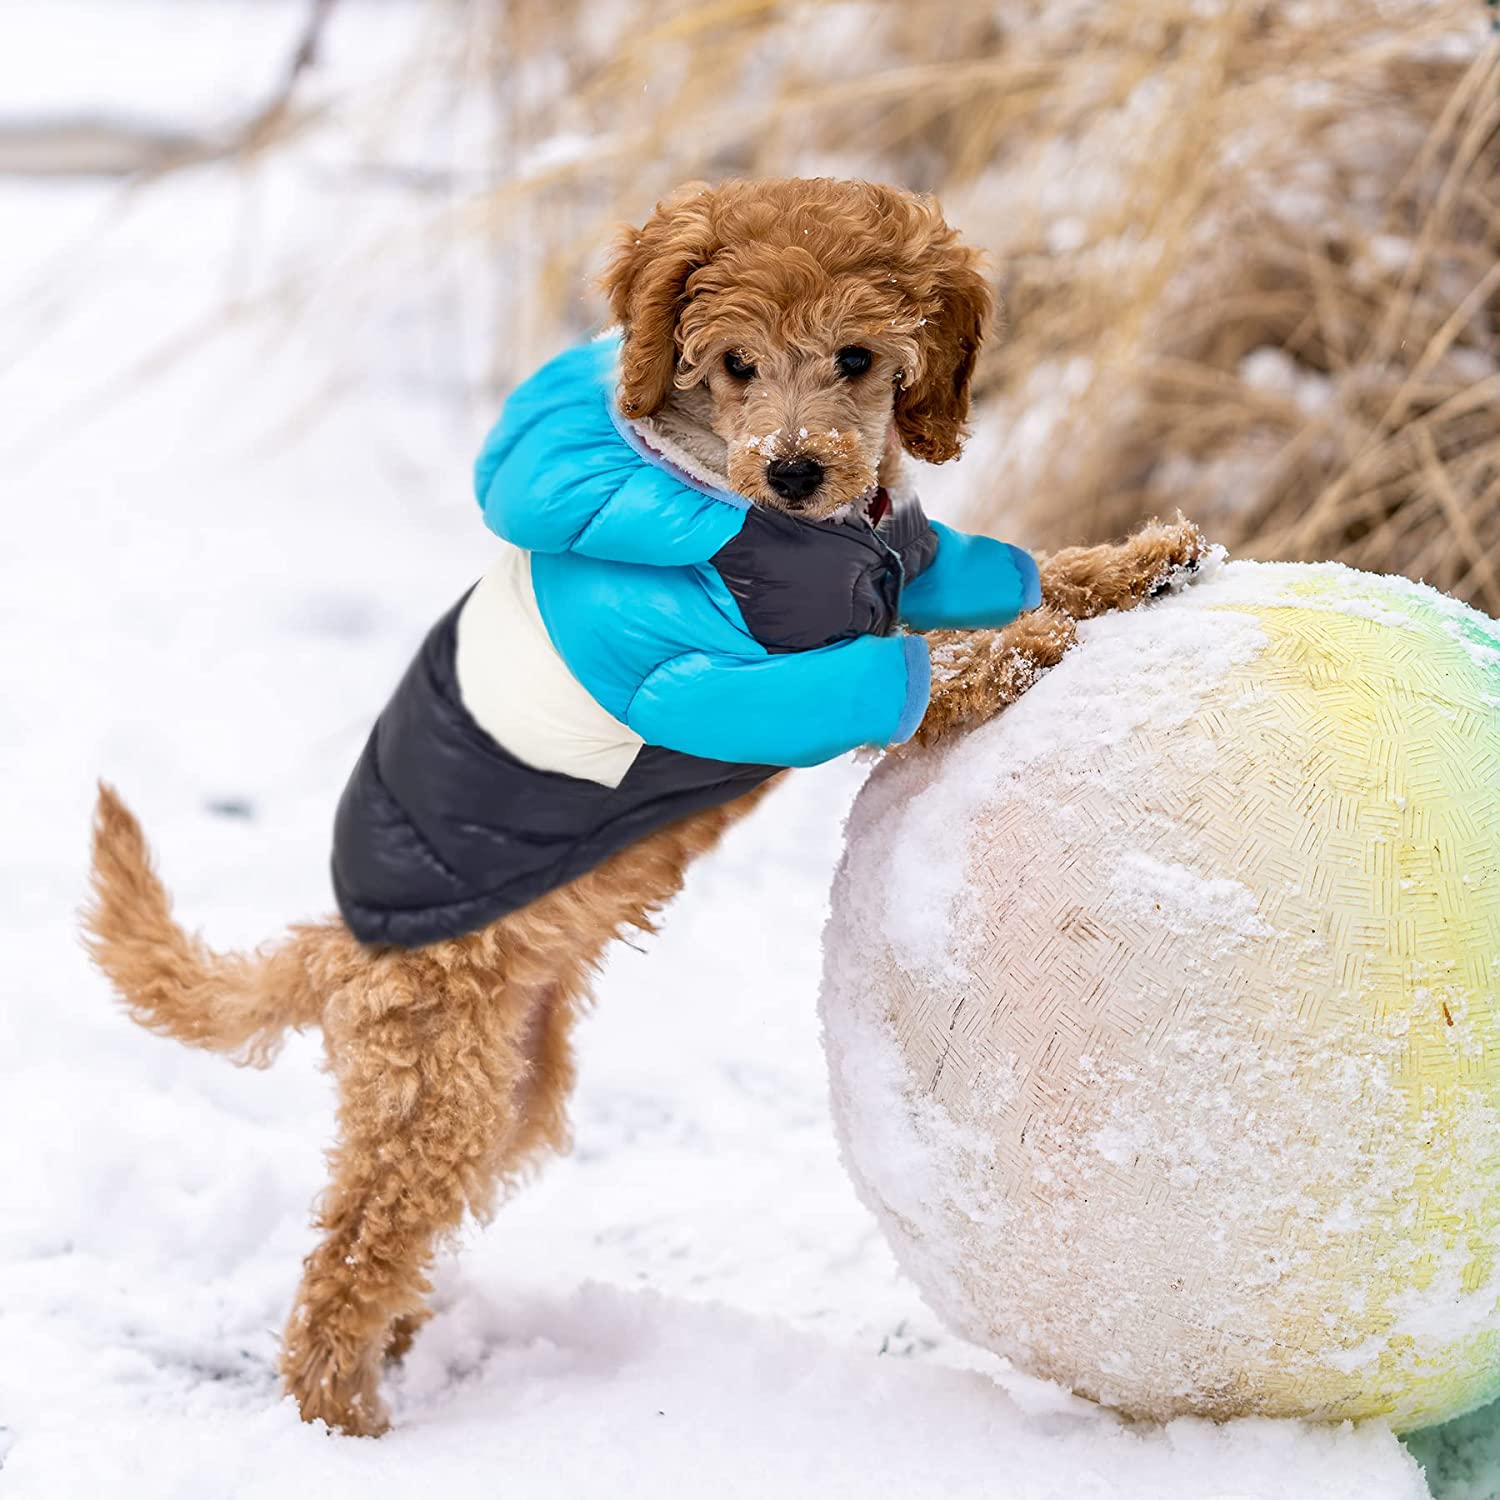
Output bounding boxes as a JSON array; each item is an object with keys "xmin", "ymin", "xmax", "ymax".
[{"xmin": 332, "ymin": 337, "xmax": 1039, "ymax": 947}]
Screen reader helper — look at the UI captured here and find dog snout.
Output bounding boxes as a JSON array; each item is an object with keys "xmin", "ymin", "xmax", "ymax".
[{"xmin": 765, "ymin": 456, "xmax": 825, "ymax": 505}]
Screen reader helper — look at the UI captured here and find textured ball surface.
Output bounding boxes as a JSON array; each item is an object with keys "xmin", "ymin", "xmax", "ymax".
[{"xmin": 822, "ymin": 561, "xmax": 1500, "ymax": 1430}]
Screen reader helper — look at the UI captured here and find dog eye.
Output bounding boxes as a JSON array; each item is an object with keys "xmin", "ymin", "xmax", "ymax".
[
  {"xmin": 835, "ymin": 345, "xmax": 873, "ymax": 378},
  {"xmin": 723, "ymin": 350, "xmax": 757, "ymax": 382}
]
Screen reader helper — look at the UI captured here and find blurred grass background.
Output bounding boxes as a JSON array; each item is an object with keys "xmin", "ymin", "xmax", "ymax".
[
  {"xmin": 10, "ymin": 0, "xmax": 1499, "ymax": 604},
  {"xmin": 418, "ymin": 0, "xmax": 1500, "ymax": 608}
]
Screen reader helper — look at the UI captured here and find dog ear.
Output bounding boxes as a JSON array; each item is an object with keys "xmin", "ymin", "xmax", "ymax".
[
  {"xmin": 893, "ymin": 244, "xmax": 995, "ymax": 464},
  {"xmin": 599, "ymin": 184, "xmax": 720, "ymax": 419}
]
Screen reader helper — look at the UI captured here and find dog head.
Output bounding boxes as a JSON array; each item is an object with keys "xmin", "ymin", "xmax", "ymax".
[{"xmin": 600, "ymin": 178, "xmax": 994, "ymax": 519}]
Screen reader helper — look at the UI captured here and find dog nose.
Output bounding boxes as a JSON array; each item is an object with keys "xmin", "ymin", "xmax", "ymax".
[{"xmin": 765, "ymin": 456, "xmax": 825, "ymax": 504}]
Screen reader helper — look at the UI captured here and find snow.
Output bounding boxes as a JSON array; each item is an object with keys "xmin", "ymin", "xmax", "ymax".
[
  {"xmin": 1239, "ymin": 348, "xmax": 1335, "ymax": 414},
  {"xmin": 1105, "ymin": 850, "xmax": 1271, "ymax": 948},
  {"xmin": 1, "ymin": 2, "xmax": 313, "ymax": 123},
  {"xmin": 0, "ymin": 5, "xmax": 1469, "ymax": 1495},
  {"xmin": 0, "ymin": 1279, "xmax": 1432, "ymax": 1500}
]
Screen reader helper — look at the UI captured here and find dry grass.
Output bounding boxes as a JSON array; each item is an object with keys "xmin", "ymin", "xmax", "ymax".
[
  {"xmin": 953, "ymin": 10, "xmax": 1500, "ymax": 612},
  {"xmin": 90, "ymin": 0, "xmax": 1500, "ymax": 604},
  {"xmin": 441, "ymin": 0, "xmax": 1498, "ymax": 605}
]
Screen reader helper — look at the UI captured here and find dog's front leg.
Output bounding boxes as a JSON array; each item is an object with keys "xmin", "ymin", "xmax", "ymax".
[
  {"xmin": 1038, "ymin": 515, "xmax": 1208, "ymax": 620},
  {"xmin": 909, "ymin": 517, "xmax": 1210, "ymax": 751},
  {"xmin": 911, "ymin": 607, "xmax": 1078, "ymax": 750}
]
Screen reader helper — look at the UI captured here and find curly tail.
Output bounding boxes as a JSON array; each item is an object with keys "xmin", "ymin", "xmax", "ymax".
[{"xmin": 82, "ymin": 783, "xmax": 329, "ymax": 1065}]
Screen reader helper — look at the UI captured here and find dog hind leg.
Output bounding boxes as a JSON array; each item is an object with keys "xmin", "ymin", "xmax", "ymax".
[
  {"xmin": 376, "ymin": 978, "xmax": 583, "ymax": 1372},
  {"xmin": 501, "ymin": 981, "xmax": 582, "ymax": 1176},
  {"xmin": 382, "ymin": 1308, "xmax": 431, "ymax": 1365},
  {"xmin": 288, "ymin": 786, "xmax": 783, "ymax": 1426},
  {"xmin": 279, "ymin": 942, "xmax": 541, "ymax": 1435}
]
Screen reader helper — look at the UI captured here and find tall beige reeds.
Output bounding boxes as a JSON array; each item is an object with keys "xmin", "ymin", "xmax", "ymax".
[
  {"xmin": 450, "ymin": 0, "xmax": 1496, "ymax": 603},
  {"xmin": 118, "ymin": 1, "xmax": 1492, "ymax": 600}
]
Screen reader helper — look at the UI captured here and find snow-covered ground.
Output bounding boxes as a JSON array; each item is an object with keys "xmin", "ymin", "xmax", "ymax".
[{"xmin": 0, "ymin": 5, "xmax": 1485, "ymax": 1496}]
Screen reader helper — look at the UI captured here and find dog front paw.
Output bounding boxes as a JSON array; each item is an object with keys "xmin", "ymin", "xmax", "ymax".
[{"xmin": 1040, "ymin": 515, "xmax": 1212, "ymax": 619}]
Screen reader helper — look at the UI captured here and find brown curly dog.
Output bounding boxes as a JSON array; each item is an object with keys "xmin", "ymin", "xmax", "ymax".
[{"xmin": 83, "ymin": 176, "xmax": 1208, "ymax": 1436}]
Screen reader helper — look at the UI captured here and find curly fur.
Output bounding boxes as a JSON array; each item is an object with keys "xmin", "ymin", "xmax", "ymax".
[
  {"xmin": 602, "ymin": 178, "xmax": 994, "ymax": 516},
  {"xmin": 81, "ymin": 175, "xmax": 1210, "ymax": 1438},
  {"xmin": 909, "ymin": 517, "xmax": 1208, "ymax": 749}
]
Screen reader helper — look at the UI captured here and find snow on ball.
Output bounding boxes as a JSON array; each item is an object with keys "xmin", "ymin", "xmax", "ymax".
[{"xmin": 821, "ymin": 559, "xmax": 1500, "ymax": 1431}]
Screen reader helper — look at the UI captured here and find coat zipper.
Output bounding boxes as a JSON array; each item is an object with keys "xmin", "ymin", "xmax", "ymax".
[{"xmin": 859, "ymin": 500, "xmax": 908, "ymax": 633}]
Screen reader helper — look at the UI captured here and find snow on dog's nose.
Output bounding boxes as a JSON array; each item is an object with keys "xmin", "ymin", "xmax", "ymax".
[{"xmin": 765, "ymin": 455, "xmax": 825, "ymax": 505}]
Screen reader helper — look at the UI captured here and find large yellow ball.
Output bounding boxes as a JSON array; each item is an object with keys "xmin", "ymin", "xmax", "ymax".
[{"xmin": 822, "ymin": 561, "xmax": 1500, "ymax": 1430}]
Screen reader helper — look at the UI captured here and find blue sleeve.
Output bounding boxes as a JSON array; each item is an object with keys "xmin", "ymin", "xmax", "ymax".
[
  {"xmin": 474, "ymin": 340, "xmax": 749, "ymax": 567},
  {"xmin": 900, "ymin": 521, "xmax": 1041, "ymax": 632},
  {"xmin": 625, "ymin": 634, "xmax": 931, "ymax": 767}
]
